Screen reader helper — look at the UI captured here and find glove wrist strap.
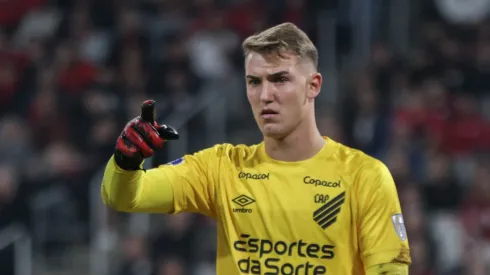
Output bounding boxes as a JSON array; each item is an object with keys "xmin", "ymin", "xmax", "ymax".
[{"xmin": 114, "ymin": 151, "xmax": 143, "ymax": 171}]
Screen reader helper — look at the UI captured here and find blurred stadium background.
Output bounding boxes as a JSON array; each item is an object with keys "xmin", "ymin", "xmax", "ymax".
[{"xmin": 1, "ymin": 0, "xmax": 490, "ymax": 275}]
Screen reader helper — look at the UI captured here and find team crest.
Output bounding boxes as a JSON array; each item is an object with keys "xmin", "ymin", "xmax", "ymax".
[
  {"xmin": 391, "ymin": 214, "xmax": 407, "ymax": 241},
  {"xmin": 313, "ymin": 192, "xmax": 345, "ymax": 230}
]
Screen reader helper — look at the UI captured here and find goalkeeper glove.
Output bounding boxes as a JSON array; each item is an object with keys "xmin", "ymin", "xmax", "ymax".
[{"xmin": 114, "ymin": 100, "xmax": 179, "ymax": 170}]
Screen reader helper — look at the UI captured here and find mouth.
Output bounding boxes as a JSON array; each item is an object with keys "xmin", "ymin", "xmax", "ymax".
[{"xmin": 260, "ymin": 109, "xmax": 279, "ymax": 119}]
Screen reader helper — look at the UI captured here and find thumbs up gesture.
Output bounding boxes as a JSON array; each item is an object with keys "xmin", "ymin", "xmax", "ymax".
[{"xmin": 114, "ymin": 100, "xmax": 179, "ymax": 170}]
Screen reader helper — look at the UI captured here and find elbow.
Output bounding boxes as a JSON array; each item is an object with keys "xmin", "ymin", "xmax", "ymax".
[
  {"xmin": 103, "ymin": 196, "xmax": 138, "ymax": 213},
  {"xmin": 100, "ymin": 183, "xmax": 138, "ymax": 213},
  {"xmin": 366, "ymin": 263, "xmax": 409, "ymax": 275},
  {"xmin": 107, "ymin": 203, "xmax": 133, "ymax": 213},
  {"xmin": 100, "ymin": 158, "xmax": 142, "ymax": 212}
]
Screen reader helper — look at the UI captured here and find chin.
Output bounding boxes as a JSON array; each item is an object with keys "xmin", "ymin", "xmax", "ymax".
[{"xmin": 261, "ymin": 124, "xmax": 288, "ymax": 139}]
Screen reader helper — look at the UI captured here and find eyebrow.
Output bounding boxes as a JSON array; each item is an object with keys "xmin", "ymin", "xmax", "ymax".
[{"xmin": 245, "ymin": 71, "xmax": 290, "ymax": 79}]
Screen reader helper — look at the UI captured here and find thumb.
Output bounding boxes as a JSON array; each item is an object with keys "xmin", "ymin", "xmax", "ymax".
[{"xmin": 141, "ymin": 99, "xmax": 180, "ymax": 141}]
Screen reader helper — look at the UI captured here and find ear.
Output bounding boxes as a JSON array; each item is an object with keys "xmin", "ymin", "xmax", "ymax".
[{"xmin": 307, "ymin": 72, "xmax": 322, "ymax": 99}]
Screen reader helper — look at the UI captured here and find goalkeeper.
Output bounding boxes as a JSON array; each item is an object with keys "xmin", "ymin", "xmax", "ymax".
[{"xmin": 102, "ymin": 23, "xmax": 411, "ymax": 275}]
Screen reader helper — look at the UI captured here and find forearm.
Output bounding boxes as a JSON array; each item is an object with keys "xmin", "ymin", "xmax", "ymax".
[
  {"xmin": 366, "ymin": 263, "xmax": 409, "ymax": 275},
  {"xmin": 101, "ymin": 155, "xmax": 174, "ymax": 213}
]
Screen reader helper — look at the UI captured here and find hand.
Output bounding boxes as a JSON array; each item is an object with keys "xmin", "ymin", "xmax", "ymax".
[{"xmin": 114, "ymin": 100, "xmax": 179, "ymax": 170}]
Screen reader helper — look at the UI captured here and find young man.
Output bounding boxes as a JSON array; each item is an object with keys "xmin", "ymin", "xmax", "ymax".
[{"xmin": 102, "ymin": 23, "xmax": 411, "ymax": 274}]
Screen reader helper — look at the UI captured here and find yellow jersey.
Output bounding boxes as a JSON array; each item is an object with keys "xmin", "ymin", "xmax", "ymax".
[{"xmin": 102, "ymin": 137, "xmax": 411, "ymax": 274}]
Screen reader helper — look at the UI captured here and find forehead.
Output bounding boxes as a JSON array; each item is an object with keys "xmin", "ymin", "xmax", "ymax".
[{"xmin": 245, "ymin": 52, "xmax": 301, "ymax": 76}]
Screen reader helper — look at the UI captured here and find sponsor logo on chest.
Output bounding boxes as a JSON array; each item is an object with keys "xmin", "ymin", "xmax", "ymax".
[
  {"xmin": 303, "ymin": 176, "xmax": 341, "ymax": 188},
  {"xmin": 238, "ymin": 172, "xmax": 270, "ymax": 180}
]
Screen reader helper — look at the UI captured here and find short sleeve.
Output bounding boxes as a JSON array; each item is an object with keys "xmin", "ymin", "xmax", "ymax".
[
  {"xmin": 161, "ymin": 145, "xmax": 221, "ymax": 217},
  {"xmin": 356, "ymin": 160, "xmax": 411, "ymax": 268}
]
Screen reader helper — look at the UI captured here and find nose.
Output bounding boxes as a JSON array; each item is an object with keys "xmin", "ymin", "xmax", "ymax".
[{"xmin": 260, "ymin": 82, "xmax": 274, "ymax": 103}]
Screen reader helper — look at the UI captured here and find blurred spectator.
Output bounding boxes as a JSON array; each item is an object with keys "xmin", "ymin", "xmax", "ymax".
[
  {"xmin": 151, "ymin": 213, "xmax": 197, "ymax": 265},
  {"xmin": 13, "ymin": 3, "xmax": 61, "ymax": 48},
  {"xmin": 422, "ymin": 152, "xmax": 462, "ymax": 211},
  {"xmin": 409, "ymin": 239, "xmax": 434, "ymax": 275},
  {"xmin": 154, "ymin": 256, "xmax": 186, "ymax": 275},
  {"xmin": 66, "ymin": 3, "xmax": 111, "ymax": 65},
  {"xmin": 0, "ymin": 165, "xmax": 20, "ymax": 226},
  {"xmin": 116, "ymin": 235, "xmax": 152, "ymax": 275},
  {"xmin": 0, "ymin": 116, "xmax": 33, "ymax": 169},
  {"xmin": 225, "ymin": 0, "xmax": 266, "ymax": 39},
  {"xmin": 187, "ymin": 8, "xmax": 239, "ymax": 79},
  {"xmin": 55, "ymin": 40, "xmax": 96, "ymax": 95},
  {"xmin": 461, "ymin": 158, "xmax": 490, "ymax": 243},
  {"xmin": 342, "ymin": 73, "xmax": 389, "ymax": 157},
  {"xmin": 0, "ymin": 0, "xmax": 46, "ymax": 31},
  {"xmin": 442, "ymin": 94, "xmax": 487, "ymax": 155}
]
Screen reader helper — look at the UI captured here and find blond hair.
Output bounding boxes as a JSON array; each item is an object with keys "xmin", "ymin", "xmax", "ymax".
[{"xmin": 242, "ymin": 22, "xmax": 318, "ymax": 69}]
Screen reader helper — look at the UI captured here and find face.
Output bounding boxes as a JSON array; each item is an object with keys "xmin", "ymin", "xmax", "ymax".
[{"xmin": 245, "ymin": 52, "xmax": 321, "ymax": 138}]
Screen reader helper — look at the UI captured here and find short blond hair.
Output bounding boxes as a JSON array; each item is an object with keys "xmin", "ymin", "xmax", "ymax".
[{"xmin": 242, "ymin": 22, "xmax": 318, "ymax": 69}]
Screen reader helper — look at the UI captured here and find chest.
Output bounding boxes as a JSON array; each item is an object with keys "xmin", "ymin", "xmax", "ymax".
[{"xmin": 217, "ymin": 165, "xmax": 353, "ymax": 241}]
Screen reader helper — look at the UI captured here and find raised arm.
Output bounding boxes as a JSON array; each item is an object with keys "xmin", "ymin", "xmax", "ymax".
[
  {"xmin": 102, "ymin": 150, "xmax": 217, "ymax": 216},
  {"xmin": 101, "ymin": 156, "xmax": 174, "ymax": 213},
  {"xmin": 101, "ymin": 100, "xmax": 217, "ymax": 217}
]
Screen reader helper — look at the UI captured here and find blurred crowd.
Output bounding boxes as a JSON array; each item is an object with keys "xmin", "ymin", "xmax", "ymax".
[
  {"xmin": 338, "ymin": 4, "xmax": 490, "ymax": 274},
  {"xmin": 0, "ymin": 0, "xmax": 489, "ymax": 275},
  {"xmin": 341, "ymin": 34, "xmax": 490, "ymax": 275}
]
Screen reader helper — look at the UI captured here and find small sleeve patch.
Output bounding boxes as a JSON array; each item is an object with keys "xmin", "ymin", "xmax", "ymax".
[
  {"xmin": 167, "ymin": 157, "xmax": 184, "ymax": 165},
  {"xmin": 392, "ymin": 213, "xmax": 407, "ymax": 241}
]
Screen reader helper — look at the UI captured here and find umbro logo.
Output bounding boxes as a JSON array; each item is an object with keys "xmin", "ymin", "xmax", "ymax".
[
  {"xmin": 233, "ymin": 195, "xmax": 255, "ymax": 207},
  {"xmin": 232, "ymin": 195, "xmax": 255, "ymax": 213},
  {"xmin": 313, "ymin": 192, "xmax": 345, "ymax": 230}
]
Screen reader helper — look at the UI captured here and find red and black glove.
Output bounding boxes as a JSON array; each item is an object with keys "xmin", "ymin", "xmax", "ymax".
[{"xmin": 114, "ymin": 100, "xmax": 179, "ymax": 170}]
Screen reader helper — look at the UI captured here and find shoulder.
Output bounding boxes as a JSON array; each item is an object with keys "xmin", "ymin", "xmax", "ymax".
[
  {"xmin": 197, "ymin": 143, "xmax": 261, "ymax": 163},
  {"xmin": 333, "ymin": 141, "xmax": 391, "ymax": 181},
  {"xmin": 331, "ymin": 143, "xmax": 397, "ymax": 204},
  {"xmin": 163, "ymin": 143, "xmax": 260, "ymax": 170}
]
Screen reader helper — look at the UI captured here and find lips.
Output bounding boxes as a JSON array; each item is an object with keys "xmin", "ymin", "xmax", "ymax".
[
  {"xmin": 260, "ymin": 109, "xmax": 278, "ymax": 115},
  {"xmin": 260, "ymin": 109, "xmax": 279, "ymax": 120}
]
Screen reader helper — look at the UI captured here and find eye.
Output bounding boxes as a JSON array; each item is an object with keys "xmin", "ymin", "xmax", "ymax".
[
  {"xmin": 272, "ymin": 76, "xmax": 289, "ymax": 83},
  {"xmin": 278, "ymin": 76, "xmax": 288, "ymax": 83},
  {"xmin": 248, "ymin": 79, "xmax": 261, "ymax": 86}
]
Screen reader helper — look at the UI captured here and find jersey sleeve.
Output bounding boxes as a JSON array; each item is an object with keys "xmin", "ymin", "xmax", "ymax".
[
  {"xmin": 162, "ymin": 145, "xmax": 220, "ymax": 217},
  {"xmin": 355, "ymin": 160, "xmax": 411, "ymax": 269},
  {"xmin": 366, "ymin": 263, "xmax": 408, "ymax": 275},
  {"xmin": 101, "ymin": 145, "xmax": 220, "ymax": 217}
]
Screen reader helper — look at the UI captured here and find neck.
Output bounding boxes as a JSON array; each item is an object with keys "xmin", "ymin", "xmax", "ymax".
[{"xmin": 264, "ymin": 117, "xmax": 325, "ymax": 162}]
